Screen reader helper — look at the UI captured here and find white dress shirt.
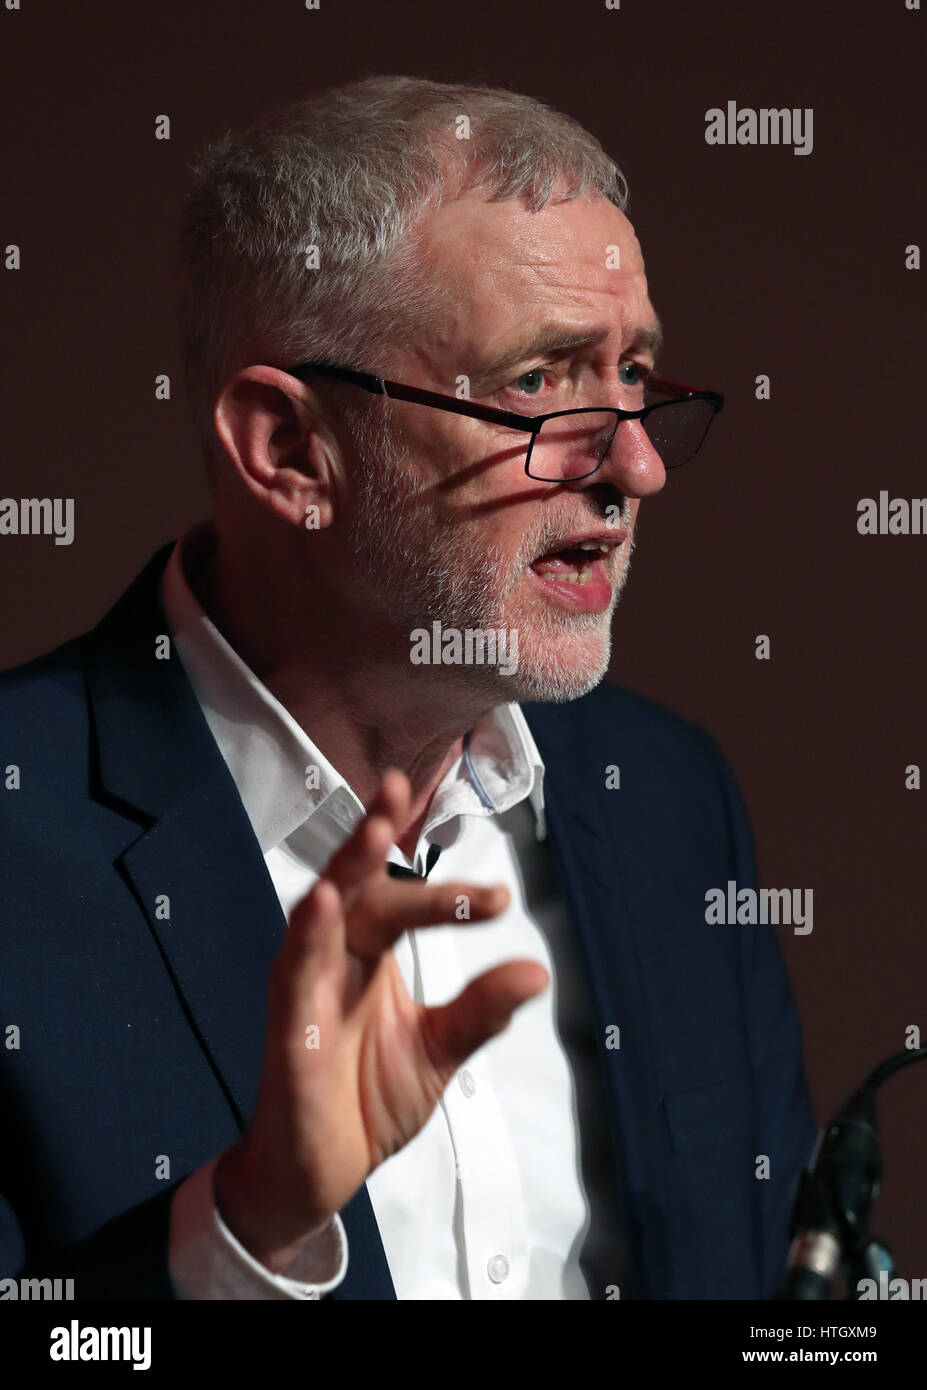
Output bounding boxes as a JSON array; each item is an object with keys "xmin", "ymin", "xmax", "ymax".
[{"xmin": 163, "ymin": 521, "xmax": 625, "ymax": 1300}]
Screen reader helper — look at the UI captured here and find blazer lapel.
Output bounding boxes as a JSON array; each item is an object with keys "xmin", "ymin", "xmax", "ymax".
[
  {"xmin": 83, "ymin": 542, "xmax": 395, "ymax": 1299},
  {"xmin": 522, "ymin": 708, "xmax": 674, "ymax": 1300}
]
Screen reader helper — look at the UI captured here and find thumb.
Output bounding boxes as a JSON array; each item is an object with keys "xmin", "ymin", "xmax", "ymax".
[{"xmin": 420, "ymin": 960, "xmax": 549, "ymax": 1071}]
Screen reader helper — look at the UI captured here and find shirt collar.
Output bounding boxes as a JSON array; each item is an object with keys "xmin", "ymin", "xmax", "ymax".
[{"xmin": 159, "ymin": 522, "xmax": 547, "ymax": 854}]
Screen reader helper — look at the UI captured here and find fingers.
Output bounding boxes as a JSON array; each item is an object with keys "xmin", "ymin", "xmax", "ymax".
[
  {"xmin": 285, "ymin": 766, "xmax": 514, "ymax": 963},
  {"xmin": 367, "ymin": 767, "xmax": 411, "ymax": 830},
  {"xmin": 273, "ymin": 873, "xmax": 345, "ymax": 1005},
  {"xmin": 323, "ymin": 811, "xmax": 395, "ymax": 907},
  {"xmin": 419, "ymin": 960, "xmax": 550, "ymax": 1071},
  {"xmin": 279, "ymin": 767, "xmax": 409, "ymax": 964},
  {"xmin": 321, "ymin": 768, "xmax": 410, "ymax": 906},
  {"xmin": 349, "ymin": 880, "xmax": 511, "ymax": 959}
]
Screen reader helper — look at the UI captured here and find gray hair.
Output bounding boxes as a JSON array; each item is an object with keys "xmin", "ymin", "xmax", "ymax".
[{"xmin": 176, "ymin": 74, "xmax": 630, "ymax": 484}]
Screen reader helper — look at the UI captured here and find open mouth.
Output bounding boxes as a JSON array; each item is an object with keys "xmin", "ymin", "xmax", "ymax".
[
  {"xmin": 528, "ymin": 541, "xmax": 612, "ymax": 585},
  {"xmin": 525, "ymin": 532, "xmax": 625, "ymax": 614}
]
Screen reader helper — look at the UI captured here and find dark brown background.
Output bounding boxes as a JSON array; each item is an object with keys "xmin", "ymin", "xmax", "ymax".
[{"xmin": 2, "ymin": 0, "xmax": 925, "ymax": 1282}]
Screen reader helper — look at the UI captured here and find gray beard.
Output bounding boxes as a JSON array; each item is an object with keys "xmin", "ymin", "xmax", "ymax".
[{"xmin": 343, "ymin": 417, "xmax": 635, "ymax": 703}]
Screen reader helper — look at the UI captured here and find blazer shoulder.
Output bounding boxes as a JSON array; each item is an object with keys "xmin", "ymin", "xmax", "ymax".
[
  {"xmin": 0, "ymin": 541, "xmax": 173, "ymax": 734},
  {"xmin": 0, "ymin": 634, "xmax": 88, "ymax": 727},
  {"xmin": 521, "ymin": 679, "xmax": 727, "ymax": 777},
  {"xmin": 0, "ymin": 633, "xmax": 100, "ymax": 829}
]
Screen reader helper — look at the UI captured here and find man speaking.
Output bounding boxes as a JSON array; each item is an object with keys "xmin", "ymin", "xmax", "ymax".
[{"xmin": 0, "ymin": 75, "xmax": 815, "ymax": 1299}]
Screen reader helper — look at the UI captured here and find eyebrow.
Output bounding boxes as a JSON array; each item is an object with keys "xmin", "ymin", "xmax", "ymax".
[{"xmin": 470, "ymin": 316, "xmax": 664, "ymax": 391}]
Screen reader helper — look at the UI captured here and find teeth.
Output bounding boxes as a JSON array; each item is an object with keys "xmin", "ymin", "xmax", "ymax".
[
  {"xmin": 549, "ymin": 569, "xmax": 591, "ymax": 584},
  {"xmin": 577, "ymin": 541, "xmax": 608, "ymax": 552}
]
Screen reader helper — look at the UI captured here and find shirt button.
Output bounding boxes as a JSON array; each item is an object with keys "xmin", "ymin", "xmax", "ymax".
[
  {"xmin": 458, "ymin": 1069, "xmax": 476, "ymax": 1098},
  {"xmin": 487, "ymin": 1255, "xmax": 510, "ymax": 1284}
]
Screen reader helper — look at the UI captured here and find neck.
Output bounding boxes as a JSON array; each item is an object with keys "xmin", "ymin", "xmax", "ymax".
[{"xmin": 186, "ymin": 523, "xmax": 492, "ymax": 852}]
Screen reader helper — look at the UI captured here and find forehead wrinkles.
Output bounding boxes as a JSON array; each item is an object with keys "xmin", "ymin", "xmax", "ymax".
[
  {"xmin": 415, "ymin": 199, "xmax": 649, "ymax": 370},
  {"xmin": 515, "ymin": 257, "xmax": 648, "ymax": 321},
  {"xmin": 420, "ymin": 191, "xmax": 639, "ymax": 277},
  {"xmin": 472, "ymin": 233, "xmax": 645, "ymax": 306},
  {"xmin": 461, "ymin": 264, "xmax": 653, "ymax": 375}
]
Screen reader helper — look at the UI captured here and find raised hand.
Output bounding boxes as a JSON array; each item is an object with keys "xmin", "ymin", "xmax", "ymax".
[{"xmin": 214, "ymin": 767, "xmax": 549, "ymax": 1271}]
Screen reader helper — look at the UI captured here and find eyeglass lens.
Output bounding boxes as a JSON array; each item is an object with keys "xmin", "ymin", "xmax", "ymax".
[{"xmin": 528, "ymin": 396, "xmax": 716, "ymax": 479}]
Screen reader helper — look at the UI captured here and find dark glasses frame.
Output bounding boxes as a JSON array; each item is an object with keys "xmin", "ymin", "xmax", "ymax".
[{"xmin": 283, "ymin": 360, "xmax": 724, "ymax": 479}]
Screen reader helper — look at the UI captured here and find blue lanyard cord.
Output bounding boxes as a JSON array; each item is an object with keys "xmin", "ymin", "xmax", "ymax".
[
  {"xmin": 385, "ymin": 731, "xmax": 494, "ymax": 881},
  {"xmin": 463, "ymin": 728, "xmax": 496, "ymax": 811}
]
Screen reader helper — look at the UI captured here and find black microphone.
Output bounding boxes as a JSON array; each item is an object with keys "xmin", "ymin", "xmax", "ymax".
[
  {"xmin": 777, "ymin": 1045, "xmax": 927, "ymax": 1300},
  {"xmin": 777, "ymin": 1087, "xmax": 879, "ymax": 1300}
]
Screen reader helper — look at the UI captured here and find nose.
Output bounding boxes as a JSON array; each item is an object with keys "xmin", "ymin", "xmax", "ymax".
[{"xmin": 562, "ymin": 416, "xmax": 667, "ymax": 498}]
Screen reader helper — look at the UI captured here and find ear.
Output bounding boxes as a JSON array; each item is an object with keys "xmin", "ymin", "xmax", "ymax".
[{"xmin": 213, "ymin": 365, "xmax": 342, "ymax": 531}]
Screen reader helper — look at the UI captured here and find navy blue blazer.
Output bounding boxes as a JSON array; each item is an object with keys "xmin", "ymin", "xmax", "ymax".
[{"xmin": 0, "ymin": 542, "xmax": 815, "ymax": 1300}]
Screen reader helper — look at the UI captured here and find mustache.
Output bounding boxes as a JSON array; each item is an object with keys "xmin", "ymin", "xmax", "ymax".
[{"xmin": 515, "ymin": 497, "xmax": 633, "ymax": 567}]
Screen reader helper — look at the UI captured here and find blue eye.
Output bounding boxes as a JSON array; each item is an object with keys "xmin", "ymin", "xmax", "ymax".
[
  {"xmin": 619, "ymin": 361, "xmax": 647, "ymax": 387},
  {"xmin": 509, "ymin": 361, "xmax": 648, "ymax": 398},
  {"xmin": 512, "ymin": 368, "xmax": 546, "ymax": 395}
]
